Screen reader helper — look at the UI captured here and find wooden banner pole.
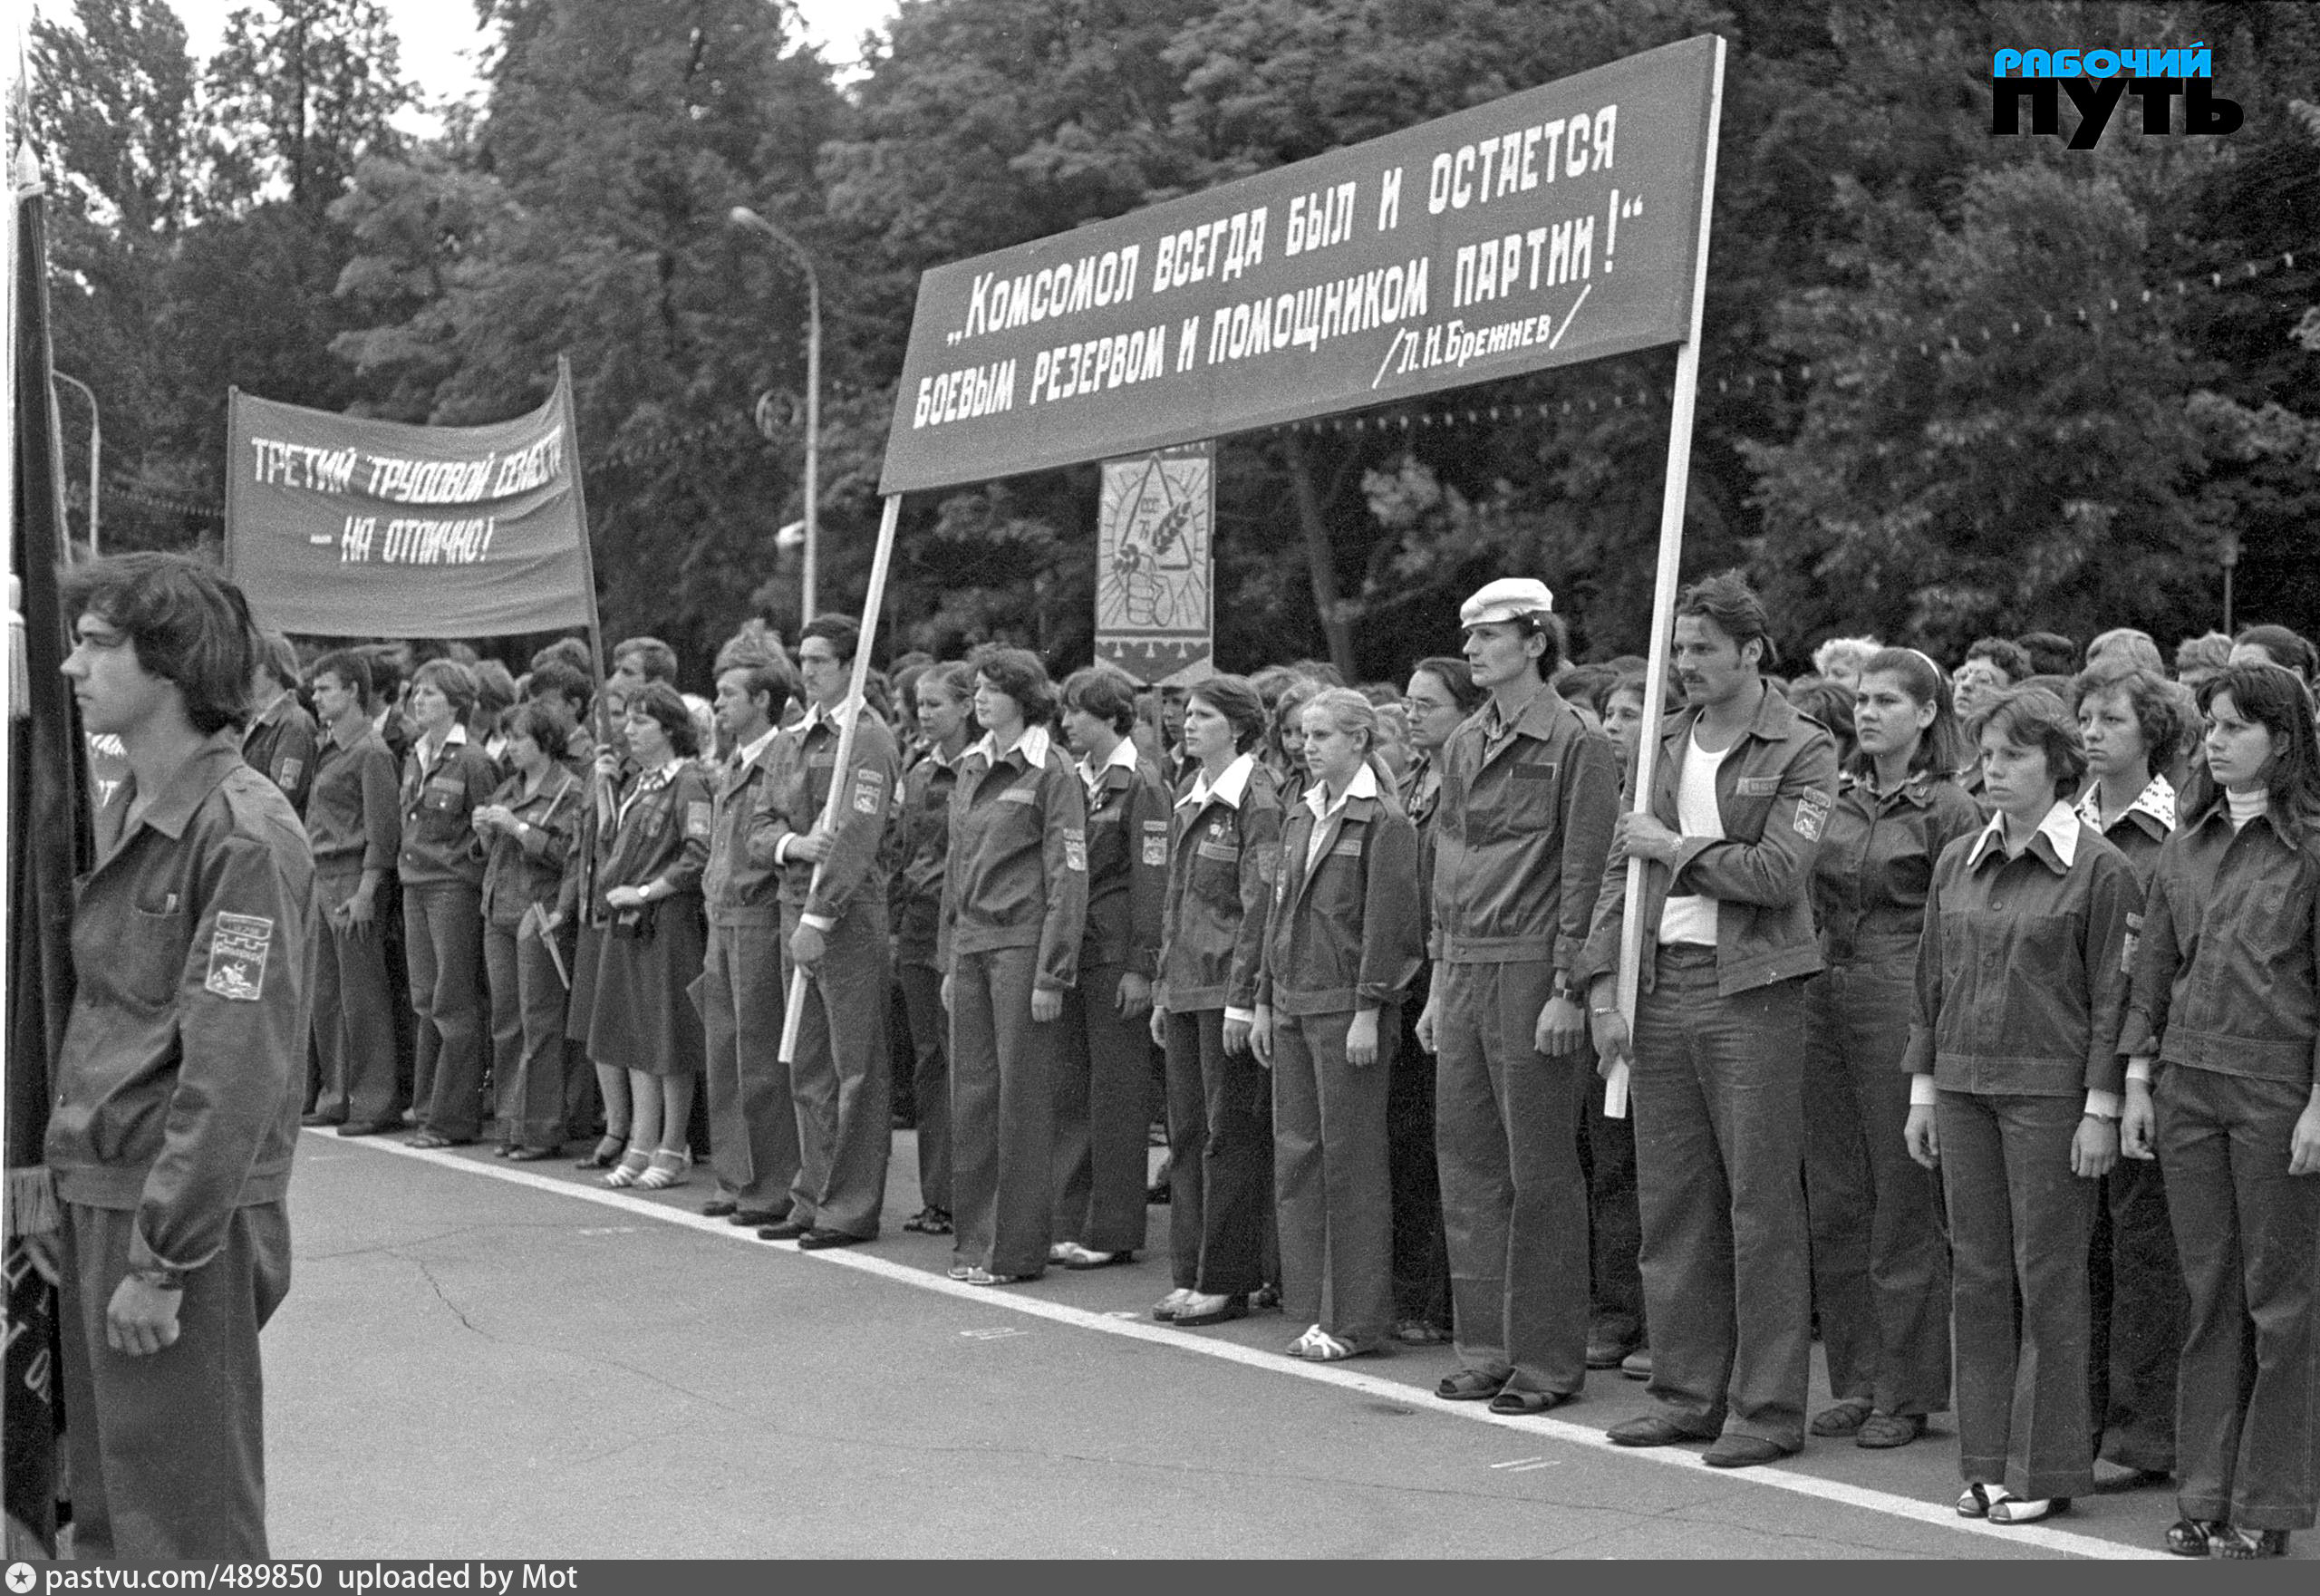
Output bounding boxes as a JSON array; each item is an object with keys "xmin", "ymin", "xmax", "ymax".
[
  {"xmin": 1609, "ymin": 35, "xmax": 1725, "ymax": 1119},
  {"xmin": 778, "ymin": 492, "xmax": 904, "ymax": 1064}
]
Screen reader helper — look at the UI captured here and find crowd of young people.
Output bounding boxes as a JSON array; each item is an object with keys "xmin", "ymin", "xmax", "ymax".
[{"xmin": 246, "ymin": 579, "xmax": 2319, "ymax": 1560}]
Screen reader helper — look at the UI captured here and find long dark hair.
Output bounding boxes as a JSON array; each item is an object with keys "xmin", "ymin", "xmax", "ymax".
[
  {"xmin": 1857, "ymin": 647, "xmax": 1968, "ymax": 779},
  {"xmin": 2197, "ymin": 663, "xmax": 2320, "ymax": 826}
]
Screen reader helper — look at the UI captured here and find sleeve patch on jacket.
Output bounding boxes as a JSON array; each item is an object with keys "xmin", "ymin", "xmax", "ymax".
[
  {"xmin": 276, "ymin": 756, "xmax": 303, "ymax": 788},
  {"xmin": 685, "ymin": 800, "xmax": 713, "ymax": 839},
  {"xmin": 1736, "ymin": 775, "xmax": 1779, "ymax": 797},
  {"xmin": 1141, "ymin": 822, "xmax": 1168, "ymax": 866},
  {"xmin": 1064, "ymin": 828, "xmax": 1088, "ymax": 872},
  {"xmin": 853, "ymin": 770, "xmax": 884, "ymax": 815},
  {"xmin": 205, "ymin": 913, "xmax": 275, "ymax": 1001},
  {"xmin": 1793, "ymin": 790, "xmax": 1831, "ymax": 841}
]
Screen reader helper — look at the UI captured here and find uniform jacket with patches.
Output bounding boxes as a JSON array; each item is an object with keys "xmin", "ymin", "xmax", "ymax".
[
  {"xmin": 46, "ymin": 734, "xmax": 314, "ymax": 1273},
  {"xmin": 1156, "ymin": 755, "xmax": 1284, "ymax": 1014},
  {"xmin": 1255, "ymin": 773, "xmax": 1425, "ymax": 1017},
  {"xmin": 479, "ymin": 765, "xmax": 583, "ymax": 926},
  {"xmin": 701, "ymin": 732, "xmax": 786, "ymax": 927},
  {"xmin": 745, "ymin": 701, "xmax": 902, "ymax": 924},
  {"xmin": 893, "ymin": 746, "xmax": 961, "ymax": 968},
  {"xmin": 595, "ymin": 759, "xmax": 713, "ymax": 908},
  {"xmin": 1578, "ymin": 681, "xmax": 1841, "ymax": 997},
  {"xmin": 240, "ymin": 691, "xmax": 319, "ymax": 814},
  {"xmin": 1078, "ymin": 743, "xmax": 1170, "ymax": 978},
  {"xmin": 397, "ymin": 724, "xmax": 499, "ymax": 888},
  {"xmin": 1811, "ymin": 767, "xmax": 1985, "ymax": 965},
  {"xmin": 939, "ymin": 724, "xmax": 1089, "ymax": 992}
]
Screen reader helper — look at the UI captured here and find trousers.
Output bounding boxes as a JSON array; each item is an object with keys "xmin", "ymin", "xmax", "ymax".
[
  {"xmin": 780, "ymin": 903, "xmax": 892, "ymax": 1239},
  {"xmin": 1939, "ymin": 1088, "xmax": 2096, "ymax": 1500},
  {"xmin": 1165, "ymin": 1008, "xmax": 1273, "ymax": 1295},
  {"xmin": 2087, "ymin": 1154, "xmax": 2184, "ymax": 1472},
  {"xmin": 1389, "ymin": 984, "xmax": 1451, "ymax": 1330},
  {"xmin": 951, "ymin": 943, "xmax": 1063, "ymax": 1276},
  {"xmin": 483, "ymin": 914, "xmax": 573, "ymax": 1148},
  {"xmin": 1803, "ymin": 959, "xmax": 1951, "ymax": 1416},
  {"xmin": 309, "ymin": 869, "xmax": 402, "ymax": 1127},
  {"xmin": 1054, "ymin": 964, "xmax": 1154, "ymax": 1254},
  {"xmin": 57, "ymin": 1201, "xmax": 290, "ymax": 1560},
  {"xmin": 2157, "ymin": 1062, "xmax": 2320, "ymax": 1529},
  {"xmin": 1273, "ymin": 1007, "xmax": 1395, "ymax": 1346},
  {"xmin": 402, "ymin": 880, "xmax": 485, "ymax": 1141},
  {"xmin": 1432, "ymin": 959, "xmax": 1590, "ymax": 1396},
  {"xmin": 701, "ymin": 921, "xmax": 798, "ymax": 1214},
  {"xmin": 896, "ymin": 961, "xmax": 952, "ymax": 1214},
  {"xmin": 1628, "ymin": 950, "xmax": 1811, "ymax": 1448}
]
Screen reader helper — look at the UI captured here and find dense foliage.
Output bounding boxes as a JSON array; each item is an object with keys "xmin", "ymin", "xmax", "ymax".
[{"xmin": 25, "ymin": 0, "xmax": 2320, "ymax": 684}]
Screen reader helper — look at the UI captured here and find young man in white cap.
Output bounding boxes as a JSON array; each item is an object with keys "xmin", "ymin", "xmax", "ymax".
[
  {"xmin": 1580, "ymin": 569, "xmax": 1839, "ymax": 1468},
  {"xmin": 1416, "ymin": 576, "xmax": 1621, "ymax": 1413}
]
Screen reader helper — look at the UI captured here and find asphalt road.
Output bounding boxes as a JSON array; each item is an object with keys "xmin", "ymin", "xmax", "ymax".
[{"xmin": 262, "ymin": 1130, "xmax": 2295, "ymax": 1561}]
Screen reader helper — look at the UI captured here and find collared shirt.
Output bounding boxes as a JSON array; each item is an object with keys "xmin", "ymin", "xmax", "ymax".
[
  {"xmin": 2119, "ymin": 792, "xmax": 2320, "ymax": 1087},
  {"xmin": 940, "ymin": 720, "xmax": 1088, "ymax": 991},
  {"xmin": 1906, "ymin": 799, "xmax": 2139, "ymax": 1101},
  {"xmin": 1181, "ymin": 750, "xmax": 1256, "ymax": 813},
  {"xmin": 1157, "ymin": 754, "xmax": 1282, "ymax": 1015},
  {"xmin": 1303, "ymin": 763, "xmax": 1380, "ymax": 869},
  {"xmin": 701, "ymin": 723, "xmax": 786, "ymax": 924},
  {"xmin": 1812, "ymin": 767, "xmax": 1982, "ymax": 963},
  {"xmin": 399, "ymin": 721, "xmax": 498, "ymax": 887},
  {"xmin": 304, "ymin": 717, "xmax": 400, "ymax": 873},
  {"xmin": 1077, "ymin": 734, "xmax": 1169, "ymax": 976},
  {"xmin": 46, "ymin": 734, "xmax": 313, "ymax": 1272},
  {"xmin": 968, "ymin": 720, "xmax": 1056, "ymax": 773},
  {"xmin": 733, "ymin": 725, "xmax": 780, "ymax": 771},
  {"xmin": 1079, "ymin": 732, "xmax": 1141, "ymax": 808},
  {"xmin": 2075, "ymin": 773, "xmax": 2176, "ymax": 891}
]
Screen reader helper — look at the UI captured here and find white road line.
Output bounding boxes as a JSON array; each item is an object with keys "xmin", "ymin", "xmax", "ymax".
[{"xmin": 322, "ymin": 1131, "xmax": 2170, "ymax": 1560}]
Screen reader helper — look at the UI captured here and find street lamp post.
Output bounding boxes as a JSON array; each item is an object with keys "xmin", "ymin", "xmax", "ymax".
[
  {"xmin": 729, "ymin": 206, "xmax": 821, "ymax": 622},
  {"xmin": 51, "ymin": 370, "xmax": 101, "ymax": 556}
]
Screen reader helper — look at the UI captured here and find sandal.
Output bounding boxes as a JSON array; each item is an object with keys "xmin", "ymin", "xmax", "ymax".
[
  {"xmin": 1488, "ymin": 1385, "xmax": 1567, "ymax": 1415},
  {"xmin": 1989, "ymin": 1494, "xmax": 2068, "ymax": 1525},
  {"xmin": 1436, "ymin": 1369, "xmax": 1505, "ymax": 1402},
  {"xmin": 1855, "ymin": 1412, "xmax": 1927, "ymax": 1449},
  {"xmin": 408, "ymin": 1131, "xmax": 461, "ymax": 1150},
  {"xmin": 603, "ymin": 1147, "xmax": 652, "ymax": 1188},
  {"xmin": 575, "ymin": 1134, "xmax": 627, "ymax": 1169},
  {"xmin": 2165, "ymin": 1518, "xmax": 2224, "ymax": 1557},
  {"xmin": 903, "ymin": 1207, "xmax": 953, "ymax": 1234},
  {"xmin": 2210, "ymin": 1525, "xmax": 2288, "ymax": 1559},
  {"xmin": 505, "ymin": 1145, "xmax": 556, "ymax": 1163},
  {"xmin": 634, "ymin": 1148, "xmax": 691, "ymax": 1190},
  {"xmin": 1152, "ymin": 1288, "xmax": 1194, "ymax": 1321},
  {"xmin": 1956, "ymin": 1483, "xmax": 1996, "ymax": 1519},
  {"xmin": 1810, "ymin": 1398, "xmax": 1873, "ymax": 1437},
  {"xmin": 964, "ymin": 1266, "xmax": 1038, "ymax": 1286}
]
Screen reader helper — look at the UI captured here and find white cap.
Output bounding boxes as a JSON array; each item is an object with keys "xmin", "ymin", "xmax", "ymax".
[{"xmin": 1458, "ymin": 576, "xmax": 1555, "ymax": 628}]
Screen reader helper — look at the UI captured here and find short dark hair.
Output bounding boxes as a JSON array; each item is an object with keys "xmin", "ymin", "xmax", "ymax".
[
  {"xmin": 801, "ymin": 614, "xmax": 862, "ymax": 666},
  {"xmin": 2014, "ymin": 631, "xmax": 2079, "ymax": 679},
  {"xmin": 2234, "ymin": 623, "xmax": 2318, "ymax": 685},
  {"xmin": 611, "ymin": 635, "xmax": 678, "ymax": 682},
  {"xmin": 524, "ymin": 659, "xmax": 593, "ymax": 717},
  {"xmin": 1972, "ymin": 686, "xmax": 2086, "ymax": 800},
  {"xmin": 717, "ymin": 657, "xmax": 794, "ymax": 721},
  {"xmin": 254, "ymin": 629, "xmax": 300, "ymax": 691},
  {"xmin": 2072, "ymin": 664, "xmax": 2190, "ymax": 773},
  {"xmin": 472, "ymin": 659, "xmax": 517, "ymax": 718},
  {"xmin": 529, "ymin": 636, "xmax": 594, "ymax": 676},
  {"xmin": 1963, "ymin": 636, "xmax": 2032, "ymax": 685},
  {"xmin": 623, "ymin": 681, "xmax": 699, "ymax": 757},
  {"xmin": 1411, "ymin": 655, "xmax": 1484, "ymax": 717},
  {"xmin": 968, "ymin": 644, "xmax": 1058, "ymax": 725},
  {"xmin": 411, "ymin": 657, "xmax": 479, "ymax": 720},
  {"xmin": 308, "ymin": 649, "xmax": 373, "ymax": 706},
  {"xmin": 61, "ymin": 552, "xmax": 256, "ymax": 736},
  {"xmin": 504, "ymin": 700, "xmax": 566, "ymax": 754},
  {"xmin": 1675, "ymin": 569, "xmax": 1777, "ymax": 668},
  {"xmin": 1189, "ymin": 674, "xmax": 1268, "ymax": 754},
  {"xmin": 1061, "ymin": 665, "xmax": 1138, "ymax": 734},
  {"xmin": 1786, "ymin": 677, "xmax": 1856, "ymax": 750}
]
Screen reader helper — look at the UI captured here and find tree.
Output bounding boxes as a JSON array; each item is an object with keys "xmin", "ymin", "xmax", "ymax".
[{"xmin": 202, "ymin": 0, "xmax": 416, "ymax": 215}]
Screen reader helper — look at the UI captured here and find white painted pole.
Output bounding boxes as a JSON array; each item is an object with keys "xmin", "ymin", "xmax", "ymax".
[
  {"xmin": 778, "ymin": 493, "xmax": 903, "ymax": 1065},
  {"xmin": 1608, "ymin": 36, "xmax": 1725, "ymax": 1119}
]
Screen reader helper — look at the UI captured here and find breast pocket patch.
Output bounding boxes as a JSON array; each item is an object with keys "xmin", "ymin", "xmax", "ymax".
[
  {"xmin": 1737, "ymin": 775, "xmax": 1779, "ymax": 798},
  {"xmin": 205, "ymin": 913, "xmax": 275, "ymax": 1001}
]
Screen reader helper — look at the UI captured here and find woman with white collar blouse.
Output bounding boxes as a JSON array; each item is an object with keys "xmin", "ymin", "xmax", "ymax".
[
  {"xmin": 939, "ymin": 647, "xmax": 1088, "ymax": 1286},
  {"xmin": 1149, "ymin": 675, "xmax": 1285, "ymax": 1329}
]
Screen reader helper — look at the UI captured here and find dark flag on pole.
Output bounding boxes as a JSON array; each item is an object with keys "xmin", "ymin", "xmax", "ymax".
[{"xmin": 6, "ymin": 140, "xmax": 90, "ymax": 1558}]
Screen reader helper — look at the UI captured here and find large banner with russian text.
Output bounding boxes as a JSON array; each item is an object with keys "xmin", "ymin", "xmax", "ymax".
[
  {"xmin": 224, "ymin": 374, "xmax": 591, "ymax": 638},
  {"xmin": 880, "ymin": 34, "xmax": 1719, "ymax": 494},
  {"xmin": 1096, "ymin": 443, "xmax": 1214, "ymax": 685}
]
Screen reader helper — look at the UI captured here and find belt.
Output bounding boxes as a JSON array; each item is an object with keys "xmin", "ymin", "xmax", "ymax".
[{"xmin": 1655, "ymin": 943, "xmax": 1717, "ymax": 966}]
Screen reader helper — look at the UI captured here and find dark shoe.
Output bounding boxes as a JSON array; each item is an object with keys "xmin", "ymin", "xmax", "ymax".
[
  {"xmin": 300, "ymin": 1111, "xmax": 345, "ymax": 1127},
  {"xmin": 1586, "ymin": 1334, "xmax": 1639, "ymax": 1369},
  {"xmin": 902, "ymin": 1206, "xmax": 954, "ymax": 1234},
  {"xmin": 964, "ymin": 1266, "xmax": 1041, "ymax": 1285},
  {"xmin": 1436, "ymin": 1369, "xmax": 1508, "ymax": 1402},
  {"xmin": 408, "ymin": 1131, "xmax": 469, "ymax": 1149},
  {"xmin": 1395, "ymin": 1319, "xmax": 1451, "ymax": 1346},
  {"xmin": 1251, "ymin": 1283, "xmax": 1281, "ymax": 1311},
  {"xmin": 336, "ymin": 1120, "xmax": 398, "ymax": 1137},
  {"xmin": 1172, "ymin": 1292, "xmax": 1248, "ymax": 1327},
  {"xmin": 796, "ymin": 1228, "xmax": 867, "ymax": 1251},
  {"xmin": 1607, "ymin": 1414, "xmax": 1719, "ymax": 1448},
  {"xmin": 757, "ymin": 1218, "xmax": 812, "ymax": 1242},
  {"xmin": 1810, "ymin": 1398, "xmax": 1873, "ymax": 1438},
  {"xmin": 575, "ymin": 1135, "xmax": 627, "ymax": 1169},
  {"xmin": 2092, "ymin": 1458, "xmax": 2170, "ymax": 1491},
  {"xmin": 1060, "ymin": 1245, "xmax": 1135, "ymax": 1270},
  {"xmin": 2165, "ymin": 1518, "xmax": 2223, "ymax": 1556},
  {"xmin": 1854, "ymin": 1412, "xmax": 1926, "ymax": 1449},
  {"xmin": 2210, "ymin": 1525, "xmax": 2288, "ymax": 1559},
  {"xmin": 1703, "ymin": 1434, "xmax": 1798, "ymax": 1469},
  {"xmin": 1619, "ymin": 1347, "xmax": 1653, "ymax": 1381},
  {"xmin": 504, "ymin": 1145, "xmax": 556, "ymax": 1162},
  {"xmin": 1488, "ymin": 1386, "xmax": 1573, "ymax": 1416},
  {"xmin": 701, "ymin": 1197, "xmax": 740, "ymax": 1218},
  {"xmin": 730, "ymin": 1208, "xmax": 786, "ymax": 1227}
]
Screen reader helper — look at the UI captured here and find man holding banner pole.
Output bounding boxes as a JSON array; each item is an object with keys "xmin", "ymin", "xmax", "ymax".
[{"xmin": 748, "ymin": 613, "xmax": 902, "ymax": 1250}]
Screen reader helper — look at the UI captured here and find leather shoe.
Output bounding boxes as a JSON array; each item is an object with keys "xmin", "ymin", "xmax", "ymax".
[
  {"xmin": 1586, "ymin": 1335, "xmax": 1638, "ymax": 1370},
  {"xmin": 701, "ymin": 1197, "xmax": 739, "ymax": 1218},
  {"xmin": 300, "ymin": 1111, "xmax": 345, "ymax": 1127},
  {"xmin": 796, "ymin": 1228, "xmax": 866, "ymax": 1251},
  {"xmin": 2092, "ymin": 1458, "xmax": 2170, "ymax": 1491},
  {"xmin": 757, "ymin": 1218, "xmax": 812, "ymax": 1242},
  {"xmin": 730, "ymin": 1208, "xmax": 786, "ymax": 1227},
  {"xmin": 1703, "ymin": 1434, "xmax": 1798, "ymax": 1469},
  {"xmin": 1607, "ymin": 1414, "xmax": 1719, "ymax": 1448},
  {"xmin": 336, "ymin": 1121, "xmax": 398, "ymax": 1137},
  {"xmin": 1172, "ymin": 1292, "xmax": 1248, "ymax": 1327},
  {"xmin": 1619, "ymin": 1348, "xmax": 1653, "ymax": 1380}
]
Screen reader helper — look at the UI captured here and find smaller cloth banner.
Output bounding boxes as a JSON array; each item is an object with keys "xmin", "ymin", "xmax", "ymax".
[{"xmin": 1096, "ymin": 442, "xmax": 1213, "ymax": 685}]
